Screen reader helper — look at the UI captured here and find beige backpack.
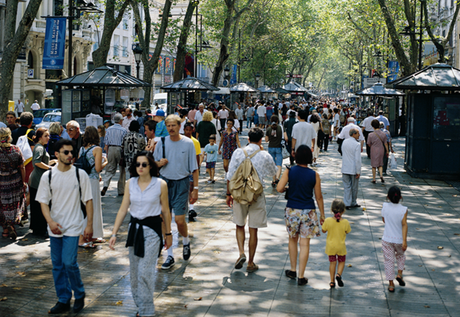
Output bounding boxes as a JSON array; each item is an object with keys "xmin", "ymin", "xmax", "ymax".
[{"xmin": 229, "ymin": 149, "xmax": 263, "ymax": 205}]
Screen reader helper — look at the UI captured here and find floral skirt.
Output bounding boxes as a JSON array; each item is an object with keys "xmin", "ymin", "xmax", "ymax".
[
  {"xmin": 285, "ymin": 207, "xmax": 321, "ymax": 239},
  {"xmin": 0, "ymin": 172, "xmax": 25, "ymax": 227}
]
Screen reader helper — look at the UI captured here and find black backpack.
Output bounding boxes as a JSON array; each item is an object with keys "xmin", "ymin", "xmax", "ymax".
[{"xmin": 74, "ymin": 146, "xmax": 95, "ymax": 174}]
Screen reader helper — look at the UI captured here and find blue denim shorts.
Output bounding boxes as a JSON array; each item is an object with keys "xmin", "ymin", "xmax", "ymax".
[{"xmin": 268, "ymin": 147, "xmax": 283, "ymax": 166}]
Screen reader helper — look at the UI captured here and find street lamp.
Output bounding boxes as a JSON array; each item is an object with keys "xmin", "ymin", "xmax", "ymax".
[
  {"xmin": 255, "ymin": 73, "xmax": 261, "ymax": 88},
  {"xmin": 132, "ymin": 43, "xmax": 143, "ymax": 78},
  {"xmin": 224, "ymin": 65, "xmax": 230, "ymax": 86}
]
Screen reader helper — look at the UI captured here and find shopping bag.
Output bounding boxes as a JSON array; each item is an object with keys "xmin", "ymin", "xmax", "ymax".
[
  {"xmin": 281, "ymin": 141, "xmax": 290, "ymax": 159},
  {"xmin": 389, "ymin": 153, "xmax": 397, "ymax": 170}
]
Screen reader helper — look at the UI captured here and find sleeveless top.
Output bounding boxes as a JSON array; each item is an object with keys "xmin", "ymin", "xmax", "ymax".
[
  {"xmin": 286, "ymin": 165, "xmax": 316, "ymax": 209},
  {"xmin": 381, "ymin": 202, "xmax": 407, "ymax": 244},
  {"xmin": 79, "ymin": 145, "xmax": 98, "ymax": 180},
  {"xmin": 129, "ymin": 177, "xmax": 162, "ymax": 219}
]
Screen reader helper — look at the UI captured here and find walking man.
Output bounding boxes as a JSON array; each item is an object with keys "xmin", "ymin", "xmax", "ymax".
[
  {"xmin": 235, "ymin": 103, "xmax": 244, "ymax": 133},
  {"xmin": 291, "ymin": 110, "xmax": 316, "ymax": 156},
  {"xmin": 15, "ymin": 99, "xmax": 25, "ymax": 117},
  {"xmin": 154, "ymin": 115, "xmax": 199, "ymax": 269},
  {"xmin": 101, "ymin": 114, "xmax": 127, "ymax": 196},
  {"xmin": 246, "ymin": 104, "xmax": 255, "ymax": 128},
  {"xmin": 31, "ymin": 100, "xmax": 40, "ymax": 112},
  {"xmin": 226, "ymin": 128, "xmax": 277, "ymax": 272},
  {"xmin": 341, "ymin": 128, "xmax": 361, "ymax": 210},
  {"xmin": 361, "ymin": 111, "xmax": 375, "ymax": 158},
  {"xmin": 37, "ymin": 139, "xmax": 93, "ymax": 314}
]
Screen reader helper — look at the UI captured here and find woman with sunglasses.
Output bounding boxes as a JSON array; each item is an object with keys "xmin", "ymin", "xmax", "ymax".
[{"xmin": 109, "ymin": 152, "xmax": 172, "ymax": 317}]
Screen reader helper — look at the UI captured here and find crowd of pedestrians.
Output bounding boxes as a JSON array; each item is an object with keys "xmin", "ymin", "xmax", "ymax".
[{"xmin": 0, "ymin": 98, "xmax": 406, "ymax": 316}]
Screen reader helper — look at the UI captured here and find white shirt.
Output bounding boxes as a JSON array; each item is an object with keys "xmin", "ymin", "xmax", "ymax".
[
  {"xmin": 235, "ymin": 108, "xmax": 244, "ymax": 120},
  {"xmin": 36, "ymin": 166, "xmax": 93, "ymax": 237},
  {"xmin": 256, "ymin": 106, "xmax": 266, "ymax": 117},
  {"xmin": 341, "ymin": 137, "xmax": 362, "ymax": 175},
  {"xmin": 122, "ymin": 115, "xmax": 136, "ymax": 130},
  {"xmin": 16, "ymin": 102, "xmax": 24, "ymax": 112},
  {"xmin": 195, "ymin": 110, "xmax": 207, "ymax": 124},
  {"xmin": 129, "ymin": 177, "xmax": 163, "ymax": 219},
  {"xmin": 218, "ymin": 109, "xmax": 229, "ymax": 119},
  {"xmin": 31, "ymin": 103, "xmax": 40, "ymax": 111},
  {"xmin": 362, "ymin": 116, "xmax": 376, "ymax": 132},
  {"xmin": 382, "ymin": 202, "xmax": 407, "ymax": 244},
  {"xmin": 334, "ymin": 113, "xmax": 340, "ymax": 127},
  {"xmin": 291, "ymin": 121, "xmax": 316, "ymax": 150},
  {"xmin": 227, "ymin": 143, "xmax": 276, "ymax": 187},
  {"xmin": 338, "ymin": 123, "xmax": 364, "ymax": 141}
]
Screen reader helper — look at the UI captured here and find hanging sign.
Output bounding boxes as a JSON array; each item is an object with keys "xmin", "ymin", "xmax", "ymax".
[{"xmin": 42, "ymin": 18, "xmax": 67, "ymax": 70}]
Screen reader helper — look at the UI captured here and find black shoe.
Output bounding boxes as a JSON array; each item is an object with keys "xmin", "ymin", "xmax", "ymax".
[
  {"xmin": 161, "ymin": 256, "xmax": 175, "ymax": 270},
  {"xmin": 345, "ymin": 206, "xmax": 351, "ymax": 210},
  {"xmin": 73, "ymin": 294, "xmax": 85, "ymax": 313},
  {"xmin": 183, "ymin": 243, "xmax": 191, "ymax": 261},
  {"xmin": 285, "ymin": 270, "xmax": 296, "ymax": 279},
  {"xmin": 298, "ymin": 277, "xmax": 308, "ymax": 285},
  {"xmin": 189, "ymin": 209, "xmax": 197, "ymax": 218},
  {"xmin": 49, "ymin": 301, "xmax": 70, "ymax": 314},
  {"xmin": 101, "ymin": 187, "xmax": 108, "ymax": 196},
  {"xmin": 351, "ymin": 204, "xmax": 361, "ymax": 208}
]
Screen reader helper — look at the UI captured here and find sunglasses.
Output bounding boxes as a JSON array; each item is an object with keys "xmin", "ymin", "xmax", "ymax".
[
  {"xmin": 60, "ymin": 150, "xmax": 73, "ymax": 155},
  {"xmin": 136, "ymin": 162, "xmax": 149, "ymax": 168},
  {"xmin": 68, "ymin": 128, "xmax": 77, "ymax": 132}
]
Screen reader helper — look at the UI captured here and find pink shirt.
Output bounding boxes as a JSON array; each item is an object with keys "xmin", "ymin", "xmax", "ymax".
[{"xmin": 188, "ymin": 109, "xmax": 197, "ymax": 121}]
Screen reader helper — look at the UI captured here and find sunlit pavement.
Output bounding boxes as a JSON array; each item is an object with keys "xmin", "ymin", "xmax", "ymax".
[{"xmin": 1, "ymin": 133, "xmax": 459, "ymax": 316}]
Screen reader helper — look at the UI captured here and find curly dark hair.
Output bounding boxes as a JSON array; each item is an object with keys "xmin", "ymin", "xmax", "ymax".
[
  {"xmin": 129, "ymin": 151, "xmax": 158, "ymax": 177},
  {"xmin": 82, "ymin": 126, "xmax": 100, "ymax": 147}
]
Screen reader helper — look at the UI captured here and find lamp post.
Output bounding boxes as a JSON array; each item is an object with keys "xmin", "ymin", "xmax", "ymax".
[
  {"xmin": 255, "ymin": 73, "xmax": 261, "ymax": 88},
  {"xmin": 132, "ymin": 43, "xmax": 143, "ymax": 78}
]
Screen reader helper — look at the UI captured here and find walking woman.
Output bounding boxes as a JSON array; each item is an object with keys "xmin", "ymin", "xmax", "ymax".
[
  {"xmin": 367, "ymin": 119, "xmax": 388, "ymax": 183},
  {"xmin": 78, "ymin": 126, "xmax": 108, "ymax": 247},
  {"xmin": 0, "ymin": 128, "xmax": 26, "ymax": 240},
  {"xmin": 277, "ymin": 145, "xmax": 325, "ymax": 285},
  {"xmin": 30, "ymin": 128, "xmax": 57, "ymax": 237},
  {"xmin": 109, "ymin": 152, "xmax": 172, "ymax": 317},
  {"xmin": 218, "ymin": 118, "xmax": 241, "ymax": 175},
  {"xmin": 310, "ymin": 113, "xmax": 321, "ymax": 166}
]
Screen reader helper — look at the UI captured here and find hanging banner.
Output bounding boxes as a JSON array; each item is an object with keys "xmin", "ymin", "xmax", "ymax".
[
  {"xmin": 230, "ymin": 64, "xmax": 237, "ymax": 85},
  {"xmin": 387, "ymin": 61, "xmax": 400, "ymax": 83},
  {"xmin": 42, "ymin": 18, "xmax": 67, "ymax": 70}
]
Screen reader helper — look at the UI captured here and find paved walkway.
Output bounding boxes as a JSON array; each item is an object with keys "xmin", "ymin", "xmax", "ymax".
[{"xmin": 1, "ymin": 135, "xmax": 459, "ymax": 316}]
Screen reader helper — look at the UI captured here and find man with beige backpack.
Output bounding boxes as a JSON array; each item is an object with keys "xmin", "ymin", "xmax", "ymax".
[{"xmin": 226, "ymin": 128, "xmax": 276, "ymax": 273}]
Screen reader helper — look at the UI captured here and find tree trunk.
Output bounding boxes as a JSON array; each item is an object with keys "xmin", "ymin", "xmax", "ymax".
[
  {"xmin": 423, "ymin": 0, "xmax": 460, "ymax": 63},
  {"xmin": 173, "ymin": 0, "xmax": 195, "ymax": 82},
  {"xmin": 377, "ymin": 0, "xmax": 414, "ymax": 76},
  {"xmin": 131, "ymin": 0, "xmax": 172, "ymax": 109},
  {"xmin": 92, "ymin": 0, "xmax": 129, "ymax": 67},
  {"xmin": 211, "ymin": 1, "xmax": 235, "ymax": 86},
  {"xmin": 0, "ymin": 0, "xmax": 43, "ymax": 120}
]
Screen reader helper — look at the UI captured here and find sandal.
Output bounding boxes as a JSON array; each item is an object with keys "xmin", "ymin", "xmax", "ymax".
[
  {"xmin": 8, "ymin": 225, "xmax": 17, "ymax": 240},
  {"xmin": 396, "ymin": 276, "xmax": 406, "ymax": 286},
  {"xmin": 93, "ymin": 238, "xmax": 106, "ymax": 244},
  {"xmin": 336, "ymin": 273, "xmax": 344, "ymax": 287},
  {"xmin": 78, "ymin": 242, "xmax": 96, "ymax": 249},
  {"xmin": 271, "ymin": 182, "xmax": 276, "ymax": 188},
  {"xmin": 329, "ymin": 282, "xmax": 336, "ymax": 288},
  {"xmin": 380, "ymin": 177, "xmax": 385, "ymax": 183},
  {"xmin": 388, "ymin": 285, "xmax": 395, "ymax": 292},
  {"xmin": 371, "ymin": 180, "xmax": 376, "ymax": 184}
]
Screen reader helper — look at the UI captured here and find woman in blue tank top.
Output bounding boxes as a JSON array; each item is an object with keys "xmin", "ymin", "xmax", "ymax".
[{"xmin": 277, "ymin": 145, "xmax": 325, "ymax": 285}]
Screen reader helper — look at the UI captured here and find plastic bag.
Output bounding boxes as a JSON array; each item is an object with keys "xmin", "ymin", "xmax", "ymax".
[
  {"xmin": 282, "ymin": 144, "xmax": 290, "ymax": 159},
  {"xmin": 389, "ymin": 153, "xmax": 397, "ymax": 170}
]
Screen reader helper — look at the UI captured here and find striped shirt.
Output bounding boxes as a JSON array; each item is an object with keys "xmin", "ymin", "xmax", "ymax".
[{"xmin": 104, "ymin": 123, "xmax": 127, "ymax": 146}]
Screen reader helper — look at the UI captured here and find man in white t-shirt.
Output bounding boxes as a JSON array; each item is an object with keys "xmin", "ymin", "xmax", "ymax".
[
  {"xmin": 31, "ymin": 100, "xmax": 40, "ymax": 111},
  {"xmin": 15, "ymin": 99, "xmax": 25, "ymax": 116},
  {"xmin": 291, "ymin": 110, "xmax": 316, "ymax": 155},
  {"xmin": 256, "ymin": 103, "xmax": 267, "ymax": 128},
  {"xmin": 218, "ymin": 104, "xmax": 229, "ymax": 131},
  {"xmin": 36, "ymin": 139, "xmax": 93, "ymax": 314},
  {"xmin": 194, "ymin": 103, "xmax": 207, "ymax": 126}
]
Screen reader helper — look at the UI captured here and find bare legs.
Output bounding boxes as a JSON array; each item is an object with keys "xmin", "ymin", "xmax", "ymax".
[
  {"xmin": 329, "ymin": 260, "xmax": 346, "ymax": 283},
  {"xmin": 236, "ymin": 225, "xmax": 258, "ymax": 265},
  {"xmin": 372, "ymin": 166, "xmax": 384, "ymax": 181},
  {"xmin": 288, "ymin": 236, "xmax": 311, "ymax": 278},
  {"xmin": 223, "ymin": 159, "xmax": 230, "ymax": 173}
]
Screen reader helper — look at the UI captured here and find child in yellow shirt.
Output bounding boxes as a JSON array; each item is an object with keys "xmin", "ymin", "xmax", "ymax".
[{"xmin": 322, "ymin": 199, "xmax": 351, "ymax": 288}]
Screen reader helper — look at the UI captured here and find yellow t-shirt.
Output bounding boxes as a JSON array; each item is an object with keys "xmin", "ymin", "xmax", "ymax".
[
  {"xmin": 322, "ymin": 217, "xmax": 351, "ymax": 256},
  {"xmin": 191, "ymin": 136, "xmax": 201, "ymax": 155}
]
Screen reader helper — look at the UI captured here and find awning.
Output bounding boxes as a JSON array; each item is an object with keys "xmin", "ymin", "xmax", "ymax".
[
  {"xmin": 161, "ymin": 77, "xmax": 219, "ymax": 91},
  {"xmin": 389, "ymin": 63, "xmax": 460, "ymax": 90},
  {"xmin": 56, "ymin": 65, "xmax": 151, "ymax": 87},
  {"xmin": 356, "ymin": 82, "xmax": 405, "ymax": 96},
  {"xmin": 214, "ymin": 87, "xmax": 230, "ymax": 94},
  {"xmin": 257, "ymin": 85, "xmax": 276, "ymax": 93},
  {"xmin": 230, "ymin": 83, "xmax": 257, "ymax": 92},
  {"xmin": 283, "ymin": 81, "xmax": 308, "ymax": 93}
]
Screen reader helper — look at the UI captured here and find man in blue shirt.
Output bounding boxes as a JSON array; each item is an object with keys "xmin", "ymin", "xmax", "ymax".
[
  {"xmin": 377, "ymin": 110, "xmax": 390, "ymax": 130},
  {"xmin": 154, "ymin": 109, "xmax": 168, "ymax": 137}
]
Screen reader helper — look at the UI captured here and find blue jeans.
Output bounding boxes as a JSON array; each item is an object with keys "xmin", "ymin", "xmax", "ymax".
[
  {"xmin": 268, "ymin": 147, "xmax": 283, "ymax": 166},
  {"xmin": 247, "ymin": 116, "xmax": 253, "ymax": 128},
  {"xmin": 50, "ymin": 236, "xmax": 85, "ymax": 303}
]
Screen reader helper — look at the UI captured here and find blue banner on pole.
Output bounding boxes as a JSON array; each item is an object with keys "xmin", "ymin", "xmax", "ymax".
[
  {"xmin": 230, "ymin": 64, "xmax": 237, "ymax": 85},
  {"xmin": 43, "ymin": 18, "xmax": 67, "ymax": 70},
  {"xmin": 387, "ymin": 61, "xmax": 400, "ymax": 83}
]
